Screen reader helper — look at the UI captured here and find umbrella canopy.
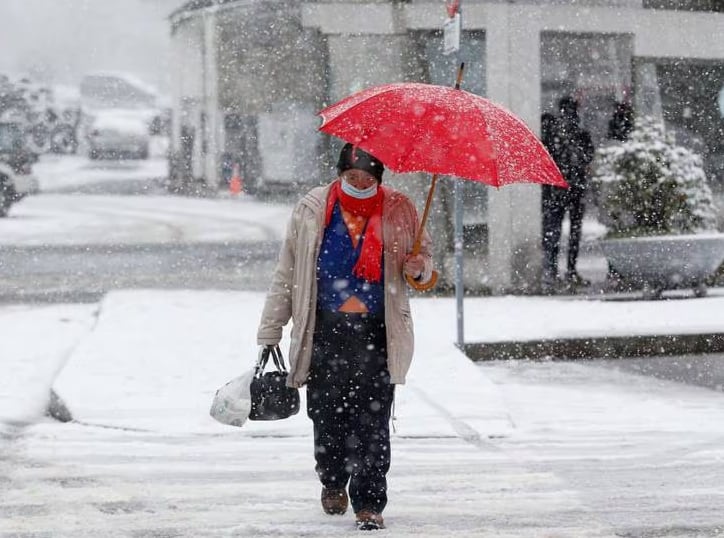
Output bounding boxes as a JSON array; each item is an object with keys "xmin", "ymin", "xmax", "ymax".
[{"xmin": 319, "ymin": 82, "xmax": 566, "ymax": 188}]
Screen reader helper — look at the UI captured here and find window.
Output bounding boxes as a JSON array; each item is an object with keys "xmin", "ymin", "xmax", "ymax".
[
  {"xmin": 541, "ymin": 32, "xmax": 634, "ymax": 145},
  {"xmin": 637, "ymin": 59, "xmax": 724, "ymax": 188}
]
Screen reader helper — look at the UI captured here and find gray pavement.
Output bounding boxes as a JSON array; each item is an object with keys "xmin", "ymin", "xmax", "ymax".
[
  {"xmin": 4, "ymin": 354, "xmax": 724, "ymax": 536},
  {"xmin": 0, "ymin": 241, "xmax": 280, "ymax": 303},
  {"xmin": 598, "ymin": 352, "xmax": 724, "ymax": 393}
]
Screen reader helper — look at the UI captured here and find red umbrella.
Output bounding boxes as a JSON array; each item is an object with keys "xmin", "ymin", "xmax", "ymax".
[
  {"xmin": 318, "ymin": 67, "xmax": 566, "ymax": 289},
  {"xmin": 319, "ymin": 85, "xmax": 565, "ymax": 188}
]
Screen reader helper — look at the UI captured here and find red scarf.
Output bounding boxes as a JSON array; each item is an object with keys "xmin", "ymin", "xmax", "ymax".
[{"xmin": 325, "ymin": 180, "xmax": 384, "ymax": 283}]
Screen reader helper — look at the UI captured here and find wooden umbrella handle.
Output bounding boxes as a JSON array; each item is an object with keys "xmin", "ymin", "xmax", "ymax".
[
  {"xmin": 406, "ymin": 175, "xmax": 440, "ymax": 291},
  {"xmin": 455, "ymin": 61, "xmax": 465, "ymax": 90},
  {"xmin": 406, "ymin": 270, "xmax": 439, "ymax": 291}
]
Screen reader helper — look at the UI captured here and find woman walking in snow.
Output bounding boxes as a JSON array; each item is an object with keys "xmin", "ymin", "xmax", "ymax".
[{"xmin": 257, "ymin": 143, "xmax": 434, "ymax": 531}]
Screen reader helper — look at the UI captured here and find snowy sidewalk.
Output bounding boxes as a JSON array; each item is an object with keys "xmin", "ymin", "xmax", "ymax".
[
  {"xmin": 45, "ymin": 291, "xmax": 511, "ymax": 439},
  {"xmin": 458, "ymin": 290, "xmax": 724, "ymax": 360},
  {"xmin": 6, "ymin": 289, "xmax": 724, "ymax": 435}
]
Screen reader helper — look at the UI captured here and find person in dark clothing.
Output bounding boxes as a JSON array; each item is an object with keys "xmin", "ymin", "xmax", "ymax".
[
  {"xmin": 608, "ymin": 101, "xmax": 634, "ymax": 142},
  {"xmin": 257, "ymin": 143, "xmax": 434, "ymax": 531},
  {"xmin": 540, "ymin": 97, "xmax": 595, "ymax": 292}
]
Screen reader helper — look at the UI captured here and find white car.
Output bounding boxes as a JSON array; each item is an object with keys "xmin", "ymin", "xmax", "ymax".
[{"xmin": 87, "ymin": 111, "xmax": 150, "ymax": 160}]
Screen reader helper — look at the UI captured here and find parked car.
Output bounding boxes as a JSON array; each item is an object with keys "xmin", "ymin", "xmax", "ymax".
[
  {"xmin": 86, "ymin": 111, "xmax": 150, "ymax": 160},
  {"xmin": 0, "ymin": 121, "xmax": 39, "ymax": 217}
]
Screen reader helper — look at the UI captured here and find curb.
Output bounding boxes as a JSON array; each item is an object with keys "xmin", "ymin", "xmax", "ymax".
[{"xmin": 463, "ymin": 333, "xmax": 724, "ymax": 361}]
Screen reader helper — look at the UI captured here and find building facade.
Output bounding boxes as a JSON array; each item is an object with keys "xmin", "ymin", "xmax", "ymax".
[{"xmin": 168, "ymin": 0, "xmax": 724, "ymax": 293}]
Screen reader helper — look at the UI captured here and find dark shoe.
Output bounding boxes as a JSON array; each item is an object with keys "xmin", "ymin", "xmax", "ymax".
[
  {"xmin": 355, "ymin": 510, "xmax": 385, "ymax": 531},
  {"xmin": 566, "ymin": 271, "xmax": 590, "ymax": 287},
  {"xmin": 321, "ymin": 487, "xmax": 348, "ymax": 515}
]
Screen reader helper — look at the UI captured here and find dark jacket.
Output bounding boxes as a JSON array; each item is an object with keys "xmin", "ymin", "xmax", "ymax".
[{"xmin": 548, "ymin": 114, "xmax": 594, "ymax": 190}]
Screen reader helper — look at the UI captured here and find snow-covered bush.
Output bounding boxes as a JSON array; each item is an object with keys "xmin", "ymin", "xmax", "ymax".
[{"xmin": 592, "ymin": 117, "xmax": 718, "ymax": 238}]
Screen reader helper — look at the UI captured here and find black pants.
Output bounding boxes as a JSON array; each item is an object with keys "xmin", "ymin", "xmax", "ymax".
[
  {"xmin": 542, "ymin": 185, "xmax": 585, "ymax": 279},
  {"xmin": 566, "ymin": 189, "xmax": 585, "ymax": 274},
  {"xmin": 307, "ymin": 310, "xmax": 394, "ymax": 514}
]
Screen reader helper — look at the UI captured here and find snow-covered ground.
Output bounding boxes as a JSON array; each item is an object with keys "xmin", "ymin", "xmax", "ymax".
[
  {"xmin": 2, "ymin": 291, "xmax": 724, "ymax": 536},
  {"xmin": 33, "ymin": 151, "xmax": 168, "ymax": 193},
  {"xmin": 1, "ymin": 153, "xmax": 293, "ymax": 246},
  {"xmin": 1, "ymin": 193, "xmax": 292, "ymax": 246},
  {"xmin": 2, "ymin": 155, "xmax": 724, "ymax": 535}
]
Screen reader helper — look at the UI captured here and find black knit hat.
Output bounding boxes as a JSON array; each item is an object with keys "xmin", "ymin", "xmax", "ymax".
[{"xmin": 336, "ymin": 143, "xmax": 385, "ymax": 182}]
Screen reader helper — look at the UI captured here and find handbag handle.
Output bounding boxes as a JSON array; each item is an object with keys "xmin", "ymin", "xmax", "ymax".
[{"xmin": 255, "ymin": 345, "xmax": 288, "ymax": 376}]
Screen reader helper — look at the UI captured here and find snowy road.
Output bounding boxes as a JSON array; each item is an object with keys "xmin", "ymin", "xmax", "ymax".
[
  {"xmin": 1, "ymin": 193, "xmax": 290, "ymax": 247},
  {"xmin": 2, "ymin": 293, "xmax": 724, "ymax": 537},
  {"xmin": 0, "ymin": 184, "xmax": 293, "ymax": 302},
  {"xmin": 482, "ymin": 360, "xmax": 724, "ymax": 536},
  {"xmin": 2, "ymin": 424, "xmax": 596, "ymax": 538},
  {"xmin": 0, "ymin": 241, "xmax": 280, "ymax": 302},
  {"xmin": 4, "ymin": 362, "xmax": 724, "ymax": 537}
]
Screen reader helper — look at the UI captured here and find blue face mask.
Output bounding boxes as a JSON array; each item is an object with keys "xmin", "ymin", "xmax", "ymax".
[{"xmin": 341, "ymin": 177, "xmax": 378, "ymax": 199}]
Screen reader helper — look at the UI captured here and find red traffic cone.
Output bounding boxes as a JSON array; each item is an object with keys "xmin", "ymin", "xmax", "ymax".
[{"xmin": 229, "ymin": 163, "xmax": 243, "ymax": 195}]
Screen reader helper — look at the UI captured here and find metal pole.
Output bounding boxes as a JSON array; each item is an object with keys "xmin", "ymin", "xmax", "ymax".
[
  {"xmin": 454, "ymin": 176, "xmax": 464, "ymax": 347},
  {"xmin": 454, "ymin": 3, "xmax": 464, "ymax": 349},
  {"xmin": 453, "ymin": 184, "xmax": 465, "ymax": 347}
]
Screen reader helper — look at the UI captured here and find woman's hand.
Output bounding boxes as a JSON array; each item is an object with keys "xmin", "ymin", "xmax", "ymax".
[{"xmin": 403, "ymin": 254, "xmax": 425, "ymax": 280}]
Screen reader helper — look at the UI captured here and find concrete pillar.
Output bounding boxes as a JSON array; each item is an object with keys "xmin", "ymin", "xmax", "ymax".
[
  {"xmin": 325, "ymin": 7, "xmax": 407, "ymax": 102},
  {"xmin": 170, "ymin": 29, "xmax": 183, "ymax": 154},
  {"xmin": 202, "ymin": 11, "xmax": 221, "ymax": 189},
  {"xmin": 169, "ymin": 15, "xmax": 204, "ymax": 190},
  {"xmin": 484, "ymin": 4, "xmax": 543, "ymax": 293}
]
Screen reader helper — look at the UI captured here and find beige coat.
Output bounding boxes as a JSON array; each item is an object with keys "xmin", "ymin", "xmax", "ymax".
[{"xmin": 257, "ymin": 182, "xmax": 433, "ymax": 387}]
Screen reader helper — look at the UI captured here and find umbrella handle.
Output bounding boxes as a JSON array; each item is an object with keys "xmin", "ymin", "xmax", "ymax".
[
  {"xmin": 406, "ymin": 174, "xmax": 439, "ymax": 292},
  {"xmin": 406, "ymin": 270, "xmax": 439, "ymax": 291},
  {"xmin": 455, "ymin": 62, "xmax": 465, "ymax": 90}
]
